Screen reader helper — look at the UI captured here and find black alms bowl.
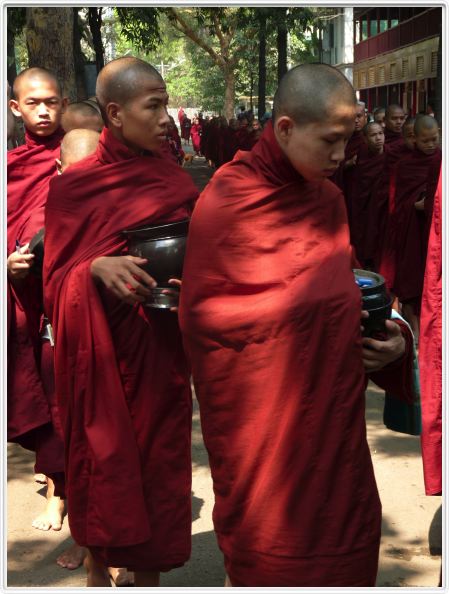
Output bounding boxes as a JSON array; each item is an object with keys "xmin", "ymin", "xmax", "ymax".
[
  {"xmin": 29, "ymin": 227, "xmax": 45, "ymax": 278},
  {"xmin": 123, "ymin": 219, "xmax": 189, "ymax": 309},
  {"xmin": 353, "ymin": 269, "xmax": 393, "ymax": 337}
]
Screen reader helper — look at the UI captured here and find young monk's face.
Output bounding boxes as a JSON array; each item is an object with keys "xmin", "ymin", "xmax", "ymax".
[
  {"xmin": 276, "ymin": 101, "xmax": 356, "ymax": 181},
  {"xmin": 116, "ymin": 79, "xmax": 170, "ymax": 153},
  {"xmin": 10, "ymin": 77, "xmax": 66, "ymax": 136},
  {"xmin": 374, "ymin": 111, "xmax": 385, "ymax": 129},
  {"xmin": 385, "ymin": 107, "xmax": 405, "ymax": 133},
  {"xmin": 415, "ymin": 126, "xmax": 439, "ymax": 155},
  {"xmin": 402, "ymin": 124, "xmax": 415, "ymax": 150},
  {"xmin": 364, "ymin": 123, "xmax": 384, "ymax": 153}
]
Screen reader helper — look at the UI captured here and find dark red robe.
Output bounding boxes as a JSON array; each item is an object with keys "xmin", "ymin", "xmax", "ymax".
[
  {"xmin": 384, "ymin": 127, "xmax": 403, "ymax": 146},
  {"xmin": 345, "ymin": 146, "xmax": 387, "ymax": 266},
  {"xmin": 331, "ymin": 130, "xmax": 366, "ymax": 220},
  {"xmin": 392, "ymin": 147, "xmax": 441, "ymax": 305},
  {"xmin": 419, "ymin": 169, "xmax": 442, "ymax": 495},
  {"xmin": 179, "ymin": 123, "xmax": 414, "ymax": 586},
  {"xmin": 43, "ymin": 127, "xmax": 198, "ymax": 570},
  {"xmin": 7, "ymin": 127, "xmax": 65, "ymax": 486},
  {"xmin": 190, "ymin": 123, "xmax": 202, "ymax": 153}
]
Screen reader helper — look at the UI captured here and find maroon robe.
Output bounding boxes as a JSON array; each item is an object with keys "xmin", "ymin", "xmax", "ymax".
[
  {"xmin": 179, "ymin": 123, "xmax": 414, "ymax": 586},
  {"xmin": 419, "ymin": 169, "xmax": 442, "ymax": 495},
  {"xmin": 392, "ymin": 147, "xmax": 441, "ymax": 305},
  {"xmin": 331, "ymin": 130, "xmax": 366, "ymax": 220},
  {"xmin": 43, "ymin": 127, "xmax": 198, "ymax": 570},
  {"xmin": 7, "ymin": 127, "xmax": 65, "ymax": 484},
  {"xmin": 384, "ymin": 127, "xmax": 403, "ymax": 146},
  {"xmin": 345, "ymin": 145, "xmax": 387, "ymax": 266}
]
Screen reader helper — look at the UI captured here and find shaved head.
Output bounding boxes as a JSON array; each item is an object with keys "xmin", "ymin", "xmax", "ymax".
[
  {"xmin": 60, "ymin": 128, "xmax": 100, "ymax": 171},
  {"xmin": 362, "ymin": 121, "xmax": 382, "ymax": 136},
  {"xmin": 385, "ymin": 104, "xmax": 404, "ymax": 118},
  {"xmin": 414, "ymin": 114, "xmax": 438, "ymax": 136},
  {"xmin": 273, "ymin": 63, "xmax": 356, "ymax": 125},
  {"xmin": 96, "ymin": 57, "xmax": 164, "ymax": 123},
  {"xmin": 62, "ymin": 101, "xmax": 103, "ymax": 133},
  {"xmin": 13, "ymin": 67, "xmax": 61, "ymax": 99}
]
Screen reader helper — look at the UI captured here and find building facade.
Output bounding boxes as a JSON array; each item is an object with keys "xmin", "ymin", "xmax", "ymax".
[{"xmin": 321, "ymin": 6, "xmax": 441, "ymax": 115}]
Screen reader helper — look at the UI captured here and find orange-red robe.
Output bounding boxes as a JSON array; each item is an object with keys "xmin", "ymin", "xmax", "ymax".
[
  {"xmin": 419, "ymin": 169, "xmax": 442, "ymax": 495},
  {"xmin": 179, "ymin": 123, "xmax": 414, "ymax": 586},
  {"xmin": 43, "ymin": 128, "xmax": 198, "ymax": 570}
]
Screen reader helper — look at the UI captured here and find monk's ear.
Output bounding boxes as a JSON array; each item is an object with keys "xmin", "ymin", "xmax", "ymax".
[
  {"xmin": 9, "ymin": 99, "xmax": 21, "ymax": 118},
  {"xmin": 105, "ymin": 102, "xmax": 122, "ymax": 129},
  {"xmin": 274, "ymin": 115, "xmax": 294, "ymax": 144}
]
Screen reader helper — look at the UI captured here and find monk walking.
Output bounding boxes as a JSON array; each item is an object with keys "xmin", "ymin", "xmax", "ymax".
[
  {"xmin": 43, "ymin": 57, "xmax": 198, "ymax": 587},
  {"xmin": 179, "ymin": 64, "xmax": 416, "ymax": 587},
  {"xmin": 7, "ymin": 67, "xmax": 67, "ymax": 532}
]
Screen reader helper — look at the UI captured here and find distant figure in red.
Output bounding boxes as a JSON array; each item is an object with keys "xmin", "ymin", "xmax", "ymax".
[
  {"xmin": 177, "ymin": 106, "xmax": 185, "ymax": 126},
  {"xmin": 190, "ymin": 117, "xmax": 202, "ymax": 155},
  {"xmin": 181, "ymin": 114, "xmax": 191, "ymax": 145}
]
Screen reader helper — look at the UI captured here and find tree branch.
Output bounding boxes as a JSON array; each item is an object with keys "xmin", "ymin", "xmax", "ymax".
[{"xmin": 167, "ymin": 8, "xmax": 225, "ymax": 69}]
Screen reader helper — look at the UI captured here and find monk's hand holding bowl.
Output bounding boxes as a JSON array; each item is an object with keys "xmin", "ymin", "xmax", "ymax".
[
  {"xmin": 162, "ymin": 278, "xmax": 182, "ymax": 312},
  {"xmin": 91, "ymin": 255, "xmax": 157, "ymax": 306},
  {"xmin": 7, "ymin": 243, "xmax": 35, "ymax": 281},
  {"xmin": 361, "ymin": 319, "xmax": 405, "ymax": 373}
]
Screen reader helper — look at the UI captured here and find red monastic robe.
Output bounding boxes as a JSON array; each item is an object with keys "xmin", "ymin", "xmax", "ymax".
[
  {"xmin": 384, "ymin": 127, "xmax": 403, "ymax": 146},
  {"xmin": 331, "ymin": 130, "xmax": 366, "ymax": 220},
  {"xmin": 392, "ymin": 147, "xmax": 441, "ymax": 305},
  {"xmin": 179, "ymin": 123, "xmax": 414, "ymax": 586},
  {"xmin": 43, "ymin": 128, "xmax": 198, "ymax": 570},
  {"xmin": 7, "ymin": 127, "xmax": 65, "ymax": 484},
  {"xmin": 190, "ymin": 123, "xmax": 202, "ymax": 153},
  {"xmin": 419, "ymin": 169, "xmax": 442, "ymax": 495}
]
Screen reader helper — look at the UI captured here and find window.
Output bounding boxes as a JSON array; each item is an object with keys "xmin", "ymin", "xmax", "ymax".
[
  {"xmin": 431, "ymin": 52, "xmax": 438, "ymax": 73},
  {"xmin": 402, "ymin": 59, "xmax": 409, "ymax": 78},
  {"xmin": 416, "ymin": 56, "xmax": 424, "ymax": 76},
  {"xmin": 379, "ymin": 20, "xmax": 388, "ymax": 33},
  {"xmin": 370, "ymin": 20, "xmax": 378, "ymax": 36},
  {"xmin": 360, "ymin": 71, "xmax": 367, "ymax": 87},
  {"xmin": 369, "ymin": 68, "xmax": 376, "ymax": 86},
  {"xmin": 378, "ymin": 66, "xmax": 386, "ymax": 84},
  {"xmin": 391, "ymin": 19, "xmax": 399, "ymax": 28},
  {"xmin": 362, "ymin": 19, "xmax": 368, "ymax": 40},
  {"xmin": 389, "ymin": 63, "xmax": 396, "ymax": 81}
]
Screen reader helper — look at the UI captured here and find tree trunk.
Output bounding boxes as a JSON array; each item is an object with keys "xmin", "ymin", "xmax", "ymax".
[
  {"xmin": 7, "ymin": 30, "xmax": 17, "ymax": 86},
  {"xmin": 88, "ymin": 7, "xmax": 105, "ymax": 73},
  {"xmin": 257, "ymin": 14, "xmax": 267, "ymax": 120},
  {"xmin": 434, "ymin": 20, "xmax": 442, "ymax": 123},
  {"xmin": 26, "ymin": 8, "xmax": 76, "ymax": 101},
  {"xmin": 223, "ymin": 67, "xmax": 235, "ymax": 121},
  {"xmin": 73, "ymin": 9, "xmax": 87, "ymax": 101},
  {"xmin": 277, "ymin": 11, "xmax": 288, "ymax": 83}
]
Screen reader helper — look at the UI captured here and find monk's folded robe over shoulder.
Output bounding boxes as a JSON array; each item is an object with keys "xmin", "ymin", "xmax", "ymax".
[
  {"xmin": 7, "ymin": 127, "xmax": 65, "ymax": 480},
  {"xmin": 179, "ymin": 123, "xmax": 414, "ymax": 587},
  {"xmin": 43, "ymin": 127, "xmax": 198, "ymax": 570}
]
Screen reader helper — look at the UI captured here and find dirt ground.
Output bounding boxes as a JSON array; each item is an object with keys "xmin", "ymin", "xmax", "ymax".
[{"xmin": 6, "ymin": 154, "xmax": 442, "ymax": 588}]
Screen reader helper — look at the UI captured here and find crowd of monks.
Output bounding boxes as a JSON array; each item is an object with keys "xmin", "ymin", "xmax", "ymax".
[{"xmin": 7, "ymin": 58, "xmax": 441, "ymax": 588}]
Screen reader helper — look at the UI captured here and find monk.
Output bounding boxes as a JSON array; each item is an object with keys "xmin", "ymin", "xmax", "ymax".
[
  {"xmin": 392, "ymin": 115, "xmax": 441, "ymax": 339},
  {"xmin": 179, "ymin": 63, "xmax": 415, "ymax": 587},
  {"xmin": 7, "ymin": 67, "xmax": 67, "ymax": 532},
  {"xmin": 190, "ymin": 116, "xmax": 202, "ymax": 155},
  {"xmin": 331, "ymin": 100, "xmax": 366, "ymax": 219},
  {"xmin": 347, "ymin": 121, "xmax": 387, "ymax": 267},
  {"xmin": 373, "ymin": 106, "xmax": 386, "ymax": 129},
  {"xmin": 43, "ymin": 56, "xmax": 198, "ymax": 587},
  {"xmin": 384, "ymin": 104, "xmax": 405, "ymax": 145},
  {"xmin": 61, "ymin": 101, "xmax": 104, "ymax": 133}
]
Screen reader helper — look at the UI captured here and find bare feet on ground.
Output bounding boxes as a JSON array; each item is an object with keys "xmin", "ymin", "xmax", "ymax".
[
  {"xmin": 108, "ymin": 567, "xmax": 135, "ymax": 586},
  {"xmin": 31, "ymin": 477, "xmax": 65, "ymax": 531},
  {"xmin": 56, "ymin": 543, "xmax": 86, "ymax": 570}
]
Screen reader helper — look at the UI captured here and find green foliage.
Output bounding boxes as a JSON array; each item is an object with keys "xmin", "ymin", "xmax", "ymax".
[{"xmin": 115, "ymin": 8, "xmax": 161, "ymax": 52}]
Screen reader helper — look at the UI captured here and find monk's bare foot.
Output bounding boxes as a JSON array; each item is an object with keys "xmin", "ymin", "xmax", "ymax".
[
  {"xmin": 34, "ymin": 473, "xmax": 47, "ymax": 484},
  {"xmin": 57, "ymin": 543, "xmax": 86, "ymax": 570},
  {"xmin": 84, "ymin": 551, "xmax": 110, "ymax": 587},
  {"xmin": 108, "ymin": 567, "xmax": 134, "ymax": 586},
  {"xmin": 32, "ymin": 477, "xmax": 65, "ymax": 531},
  {"xmin": 224, "ymin": 573, "xmax": 233, "ymax": 587}
]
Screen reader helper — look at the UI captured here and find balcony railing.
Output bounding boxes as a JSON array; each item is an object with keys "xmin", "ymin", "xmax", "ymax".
[{"xmin": 354, "ymin": 8, "xmax": 441, "ymax": 62}]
